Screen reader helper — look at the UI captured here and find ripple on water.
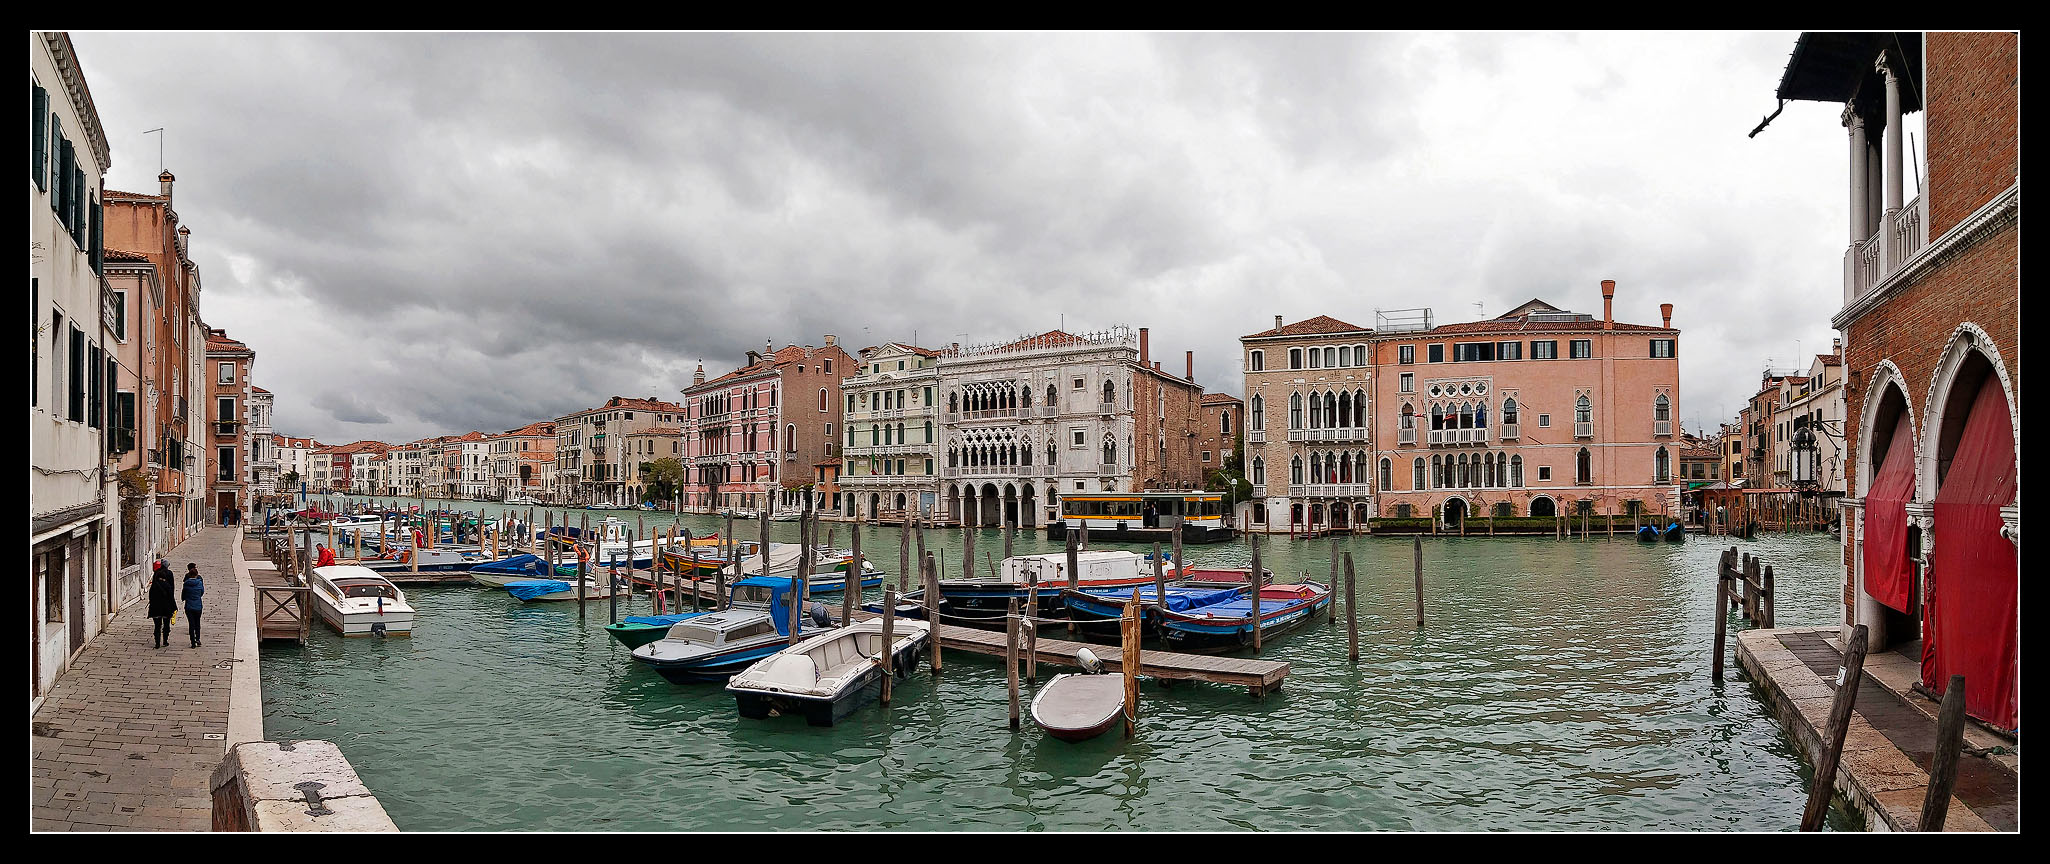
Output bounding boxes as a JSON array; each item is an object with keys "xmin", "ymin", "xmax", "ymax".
[{"xmin": 262, "ymin": 502, "xmax": 1848, "ymax": 830}]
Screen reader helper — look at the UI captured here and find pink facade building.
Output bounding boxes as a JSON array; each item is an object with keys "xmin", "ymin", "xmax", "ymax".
[{"xmin": 679, "ymin": 338, "xmax": 855, "ymax": 513}]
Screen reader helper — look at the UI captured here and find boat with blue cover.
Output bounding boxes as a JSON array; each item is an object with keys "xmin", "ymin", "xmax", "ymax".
[
  {"xmin": 468, "ymin": 553, "xmax": 576, "ymax": 588},
  {"xmin": 504, "ymin": 571, "xmax": 627, "ymax": 603},
  {"xmin": 1158, "ymin": 582, "xmax": 1333, "ymax": 651},
  {"xmin": 1637, "ymin": 525, "xmax": 1660, "ymax": 542},
  {"xmin": 629, "ymin": 576, "xmax": 822, "ymax": 683},
  {"xmin": 1059, "ymin": 583, "xmax": 1251, "ymax": 636},
  {"xmin": 1663, "ymin": 522, "xmax": 1685, "ymax": 542}
]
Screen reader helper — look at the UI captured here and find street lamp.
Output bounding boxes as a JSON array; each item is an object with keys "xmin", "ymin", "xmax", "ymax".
[{"xmin": 1790, "ymin": 426, "xmax": 1818, "ymax": 488}]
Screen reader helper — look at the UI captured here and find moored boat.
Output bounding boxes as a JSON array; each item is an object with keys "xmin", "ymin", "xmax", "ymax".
[
  {"xmin": 605, "ymin": 612, "xmax": 710, "ymax": 649},
  {"xmin": 1662, "ymin": 522, "xmax": 1685, "ymax": 542},
  {"xmin": 933, "ymin": 551, "xmax": 1161, "ymax": 622},
  {"xmin": 309, "ymin": 565, "xmax": 417, "ymax": 637},
  {"xmin": 726, "ymin": 619, "xmax": 931, "ymax": 726},
  {"xmin": 1030, "ymin": 673, "xmax": 1125, "ymax": 742},
  {"xmin": 504, "ymin": 571, "xmax": 627, "ymax": 603},
  {"xmin": 1059, "ymin": 582, "xmax": 1251, "ymax": 636},
  {"xmin": 629, "ymin": 576, "xmax": 810, "ymax": 682},
  {"xmin": 1636, "ymin": 525, "xmax": 1660, "ymax": 542},
  {"xmin": 1158, "ymin": 582, "xmax": 1332, "ymax": 651}
]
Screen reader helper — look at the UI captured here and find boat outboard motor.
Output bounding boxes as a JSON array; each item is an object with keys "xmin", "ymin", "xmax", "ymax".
[
  {"xmin": 370, "ymin": 622, "xmax": 388, "ymax": 638},
  {"xmin": 808, "ymin": 601, "xmax": 833, "ymax": 628},
  {"xmin": 1076, "ymin": 647, "xmax": 1104, "ymax": 675}
]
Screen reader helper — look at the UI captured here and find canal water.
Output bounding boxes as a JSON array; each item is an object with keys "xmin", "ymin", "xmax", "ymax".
[{"xmin": 261, "ymin": 498, "xmax": 1853, "ymax": 830}]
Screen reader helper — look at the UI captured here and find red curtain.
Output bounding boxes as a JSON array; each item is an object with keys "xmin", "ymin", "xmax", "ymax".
[
  {"xmin": 1862, "ymin": 412, "xmax": 1916, "ymax": 612},
  {"xmin": 1924, "ymin": 376, "xmax": 2019, "ymax": 729}
]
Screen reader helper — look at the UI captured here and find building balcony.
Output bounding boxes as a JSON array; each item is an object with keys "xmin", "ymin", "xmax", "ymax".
[
  {"xmin": 1844, "ymin": 195, "xmax": 1925, "ymax": 302},
  {"xmin": 947, "ymin": 408, "xmax": 1023, "ymax": 424},
  {"xmin": 1396, "ymin": 428, "xmax": 1416, "ymax": 446},
  {"xmin": 941, "ymin": 465, "xmax": 1039, "ymax": 479},
  {"xmin": 1653, "ymin": 420, "xmax": 1673, "ymax": 437},
  {"xmin": 1297, "ymin": 427, "xmax": 1368, "ymax": 444},
  {"xmin": 1499, "ymin": 423, "xmax": 1518, "ymax": 440},
  {"xmin": 1427, "ymin": 428, "xmax": 1491, "ymax": 446},
  {"xmin": 1036, "ymin": 405, "xmax": 1058, "ymax": 418},
  {"xmin": 1298, "ymin": 483, "xmax": 1371, "ymax": 498},
  {"xmin": 1097, "ymin": 462, "xmax": 1119, "ymax": 475},
  {"xmin": 1247, "ymin": 430, "xmax": 1266, "ymax": 444},
  {"xmin": 845, "ymin": 443, "xmax": 934, "ymax": 457},
  {"xmin": 1097, "ymin": 402, "xmax": 1116, "ymax": 416},
  {"xmin": 1574, "ymin": 422, "xmax": 1594, "ymax": 439}
]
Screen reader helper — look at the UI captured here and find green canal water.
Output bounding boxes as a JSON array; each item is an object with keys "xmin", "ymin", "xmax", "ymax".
[{"xmin": 261, "ymin": 498, "xmax": 1852, "ymax": 831}]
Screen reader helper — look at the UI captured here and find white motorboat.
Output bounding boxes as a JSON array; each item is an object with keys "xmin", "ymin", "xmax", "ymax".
[
  {"xmin": 309, "ymin": 565, "xmax": 417, "ymax": 637},
  {"xmin": 767, "ymin": 509, "xmax": 802, "ymax": 522},
  {"xmin": 726, "ymin": 619, "xmax": 931, "ymax": 725}
]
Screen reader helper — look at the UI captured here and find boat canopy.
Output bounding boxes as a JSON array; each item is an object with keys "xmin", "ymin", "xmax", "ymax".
[{"xmin": 507, "ymin": 579, "xmax": 571, "ymax": 601}]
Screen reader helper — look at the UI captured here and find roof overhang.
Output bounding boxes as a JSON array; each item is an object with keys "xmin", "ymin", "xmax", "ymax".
[{"xmin": 1776, "ymin": 32, "xmax": 1923, "ymax": 112}]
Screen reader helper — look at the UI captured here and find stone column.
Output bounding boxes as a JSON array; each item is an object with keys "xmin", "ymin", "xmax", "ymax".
[
  {"xmin": 1843, "ymin": 102, "xmax": 1870, "ymax": 305},
  {"xmin": 1878, "ymin": 54, "xmax": 1905, "ymax": 269}
]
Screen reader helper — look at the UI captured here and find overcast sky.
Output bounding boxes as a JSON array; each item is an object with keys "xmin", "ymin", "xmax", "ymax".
[{"xmin": 74, "ymin": 31, "xmax": 1905, "ymax": 445}]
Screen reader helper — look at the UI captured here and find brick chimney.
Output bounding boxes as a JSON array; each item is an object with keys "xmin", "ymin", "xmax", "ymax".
[
  {"xmin": 1139, "ymin": 327, "xmax": 1150, "ymax": 365},
  {"xmin": 745, "ymin": 350, "xmax": 761, "ymax": 366},
  {"xmin": 1832, "ymin": 337, "xmax": 1843, "ymax": 356},
  {"xmin": 1153, "ymin": 361, "xmax": 1161, "ymax": 372},
  {"xmin": 159, "ymin": 170, "xmax": 174, "ymax": 206},
  {"xmin": 1601, "ymin": 280, "xmax": 1616, "ymax": 330},
  {"xmin": 1660, "ymin": 303, "xmax": 1673, "ymax": 328},
  {"xmin": 1185, "ymin": 350, "xmax": 1194, "ymax": 380},
  {"xmin": 1274, "ymin": 315, "xmax": 1284, "ymax": 331},
  {"xmin": 823, "ymin": 334, "xmax": 836, "ymax": 346}
]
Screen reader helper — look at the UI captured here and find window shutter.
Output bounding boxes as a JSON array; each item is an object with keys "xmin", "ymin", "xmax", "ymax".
[
  {"xmin": 32, "ymin": 85, "xmax": 48, "ymax": 189},
  {"xmin": 54, "ymin": 137, "xmax": 71, "ymax": 216},
  {"xmin": 88, "ymin": 344, "xmax": 102, "ymax": 429},
  {"xmin": 90, "ymin": 191, "xmax": 103, "ymax": 274},
  {"xmin": 72, "ymin": 167, "xmax": 87, "ymax": 246}
]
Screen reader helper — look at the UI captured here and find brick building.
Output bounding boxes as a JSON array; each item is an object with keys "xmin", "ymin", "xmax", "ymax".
[
  {"xmin": 1197, "ymin": 393, "xmax": 1243, "ymax": 475},
  {"xmin": 1771, "ymin": 31, "xmax": 2017, "ymax": 729},
  {"xmin": 204, "ymin": 328, "xmax": 255, "ymax": 520},
  {"xmin": 679, "ymin": 339, "xmax": 853, "ymax": 514}
]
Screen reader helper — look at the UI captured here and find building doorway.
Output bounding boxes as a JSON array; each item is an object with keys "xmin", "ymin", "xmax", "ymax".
[{"xmin": 1442, "ymin": 497, "xmax": 1467, "ymax": 530}]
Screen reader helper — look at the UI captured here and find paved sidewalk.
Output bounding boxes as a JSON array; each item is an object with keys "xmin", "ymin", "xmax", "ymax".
[
  {"xmin": 30, "ymin": 527, "xmax": 245, "ymax": 831},
  {"xmin": 1737, "ymin": 627, "xmax": 2018, "ymax": 832}
]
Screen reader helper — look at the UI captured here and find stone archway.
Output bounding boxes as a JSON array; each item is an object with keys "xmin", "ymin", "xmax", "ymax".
[
  {"xmin": 1021, "ymin": 485, "xmax": 1037, "ymax": 528},
  {"xmin": 1003, "ymin": 483, "xmax": 1019, "ymax": 527},
  {"xmin": 1442, "ymin": 496, "xmax": 1467, "ymax": 528},
  {"xmin": 1529, "ymin": 496, "xmax": 1556, "ymax": 518},
  {"xmin": 980, "ymin": 483, "xmax": 1002, "ymax": 526}
]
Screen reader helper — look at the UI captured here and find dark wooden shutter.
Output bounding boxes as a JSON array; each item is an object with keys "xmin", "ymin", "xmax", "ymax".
[
  {"xmin": 68, "ymin": 325, "xmax": 85, "ymax": 421},
  {"xmin": 88, "ymin": 342, "xmax": 102, "ymax": 429},
  {"xmin": 90, "ymin": 190, "xmax": 103, "ymax": 275},
  {"xmin": 72, "ymin": 167, "xmax": 86, "ymax": 247},
  {"xmin": 32, "ymin": 85, "xmax": 48, "ymax": 189}
]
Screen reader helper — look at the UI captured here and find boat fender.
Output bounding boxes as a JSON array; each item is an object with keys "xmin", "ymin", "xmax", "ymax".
[{"xmin": 1076, "ymin": 647, "xmax": 1103, "ymax": 674}]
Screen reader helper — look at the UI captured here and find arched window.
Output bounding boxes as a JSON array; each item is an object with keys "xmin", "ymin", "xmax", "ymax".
[
  {"xmin": 1250, "ymin": 395, "xmax": 1264, "ymax": 430},
  {"xmin": 1431, "ymin": 404, "xmax": 1444, "ymax": 430},
  {"xmin": 1430, "ymin": 455, "xmax": 1442, "ymax": 488},
  {"xmin": 1355, "ymin": 452, "xmax": 1368, "ymax": 484},
  {"xmin": 1324, "ymin": 391, "xmax": 1338, "ymax": 428},
  {"xmin": 1046, "ymin": 384, "xmax": 1056, "ymax": 407},
  {"xmin": 1020, "ymin": 437, "xmax": 1033, "ymax": 466},
  {"xmin": 949, "ymin": 391, "xmax": 959, "ymax": 412},
  {"xmin": 1511, "ymin": 454, "xmax": 1524, "ymax": 487},
  {"xmin": 1502, "ymin": 397, "xmax": 1519, "ymax": 425},
  {"xmin": 819, "ymin": 388, "xmax": 827, "ymax": 411},
  {"xmin": 1337, "ymin": 391, "xmax": 1352, "ymax": 427},
  {"xmin": 1655, "ymin": 447, "xmax": 1671, "ymax": 483},
  {"xmin": 1289, "ymin": 393, "xmax": 1303, "ymax": 429},
  {"xmin": 1413, "ymin": 457, "xmax": 1426, "ymax": 489},
  {"xmin": 1380, "ymin": 457, "xmax": 1393, "ymax": 490},
  {"xmin": 1102, "ymin": 380, "xmax": 1116, "ymax": 407},
  {"xmin": 1354, "ymin": 389, "xmax": 1367, "ymax": 428},
  {"xmin": 1460, "ymin": 402, "xmax": 1474, "ymax": 429},
  {"xmin": 1045, "ymin": 442, "xmax": 1056, "ymax": 467},
  {"xmin": 924, "ymin": 421, "xmax": 933, "ymax": 443},
  {"xmin": 1401, "ymin": 404, "xmax": 1415, "ymax": 429},
  {"xmin": 1654, "ymin": 393, "xmax": 1671, "ymax": 422},
  {"xmin": 1575, "ymin": 395, "xmax": 1592, "ymax": 424},
  {"xmin": 883, "ymin": 425, "xmax": 894, "ymax": 445},
  {"xmin": 896, "ymin": 423, "xmax": 906, "ymax": 445},
  {"xmin": 1251, "ymin": 455, "xmax": 1265, "ymax": 486},
  {"xmin": 1484, "ymin": 454, "xmax": 1496, "ymax": 488},
  {"xmin": 1576, "ymin": 447, "xmax": 1592, "ymax": 484},
  {"xmin": 785, "ymin": 424, "xmax": 796, "ymax": 452},
  {"xmin": 1308, "ymin": 392, "xmax": 1321, "ymax": 429},
  {"xmin": 1221, "ymin": 411, "xmax": 1232, "ymax": 435},
  {"xmin": 1102, "ymin": 437, "xmax": 1116, "ymax": 466},
  {"xmin": 1289, "ymin": 455, "xmax": 1303, "ymax": 484},
  {"xmin": 948, "ymin": 446, "xmax": 958, "ymax": 467}
]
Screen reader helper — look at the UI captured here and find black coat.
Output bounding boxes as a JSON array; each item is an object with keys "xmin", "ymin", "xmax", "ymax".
[{"xmin": 148, "ymin": 574, "xmax": 178, "ymax": 618}]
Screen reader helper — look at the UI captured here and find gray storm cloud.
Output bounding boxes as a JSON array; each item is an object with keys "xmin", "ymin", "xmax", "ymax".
[{"xmin": 76, "ymin": 31, "xmax": 1858, "ymax": 443}]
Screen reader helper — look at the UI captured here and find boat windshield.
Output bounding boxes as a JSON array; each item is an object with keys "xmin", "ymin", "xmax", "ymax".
[
  {"xmin": 338, "ymin": 583, "xmax": 397, "ymax": 600},
  {"xmin": 731, "ymin": 585, "xmax": 775, "ymax": 606},
  {"xmin": 664, "ymin": 624, "xmax": 720, "ymax": 644}
]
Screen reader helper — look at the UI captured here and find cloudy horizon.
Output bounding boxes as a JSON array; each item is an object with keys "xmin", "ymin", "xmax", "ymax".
[{"xmin": 72, "ymin": 31, "xmax": 1896, "ymax": 446}]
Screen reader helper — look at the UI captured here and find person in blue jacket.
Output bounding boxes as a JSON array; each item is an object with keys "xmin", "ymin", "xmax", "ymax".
[{"xmin": 181, "ymin": 564, "xmax": 206, "ymax": 648}]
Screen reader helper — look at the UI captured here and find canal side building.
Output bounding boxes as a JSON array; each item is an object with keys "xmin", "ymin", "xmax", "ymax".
[
  {"xmin": 1770, "ymin": 31, "xmax": 2018, "ymax": 729},
  {"xmin": 1197, "ymin": 393, "xmax": 1243, "ymax": 477},
  {"xmin": 937, "ymin": 327, "xmax": 1207, "ymax": 528},
  {"xmin": 249, "ymin": 386, "xmax": 277, "ymax": 501},
  {"xmin": 678, "ymin": 340, "xmax": 853, "ymax": 514},
  {"xmin": 31, "ymin": 30, "xmax": 118, "ymax": 702},
  {"xmin": 1239, "ymin": 315, "xmax": 1377, "ymax": 533},
  {"xmin": 204, "ymin": 328, "xmax": 255, "ymax": 520},
  {"xmin": 1371, "ymin": 287, "xmax": 1682, "ymax": 528},
  {"xmin": 840, "ymin": 342, "xmax": 943, "ymax": 522},
  {"xmin": 556, "ymin": 396, "xmax": 687, "ymax": 506},
  {"xmin": 621, "ymin": 425, "xmax": 682, "ymax": 505},
  {"xmin": 488, "ymin": 421, "xmax": 556, "ymax": 501}
]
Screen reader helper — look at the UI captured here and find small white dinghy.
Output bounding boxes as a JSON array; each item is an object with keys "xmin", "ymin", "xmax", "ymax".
[
  {"xmin": 310, "ymin": 565, "xmax": 416, "ymax": 637},
  {"xmin": 726, "ymin": 619, "xmax": 931, "ymax": 726}
]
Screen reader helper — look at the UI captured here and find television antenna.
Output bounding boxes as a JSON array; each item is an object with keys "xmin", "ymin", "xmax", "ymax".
[{"xmin": 143, "ymin": 128, "xmax": 165, "ymax": 173}]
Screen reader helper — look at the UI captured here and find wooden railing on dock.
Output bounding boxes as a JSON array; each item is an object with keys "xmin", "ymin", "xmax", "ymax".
[{"xmin": 1710, "ymin": 546, "xmax": 1775, "ymax": 682}]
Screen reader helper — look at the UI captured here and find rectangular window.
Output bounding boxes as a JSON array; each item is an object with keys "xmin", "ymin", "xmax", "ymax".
[
  {"xmin": 1072, "ymin": 377, "xmax": 1085, "ymax": 390},
  {"xmin": 1650, "ymin": 339, "xmax": 1676, "ymax": 358},
  {"xmin": 110, "ymin": 290, "xmax": 126, "ymax": 341},
  {"xmin": 218, "ymin": 396, "xmax": 236, "ymax": 435},
  {"xmin": 1427, "ymin": 344, "xmax": 1444, "ymax": 363},
  {"xmin": 1248, "ymin": 350, "xmax": 1264, "ymax": 371},
  {"xmin": 1201, "ymin": 450, "xmax": 1213, "ymax": 462},
  {"xmin": 1288, "ymin": 348, "xmax": 1302, "ymax": 369},
  {"xmin": 219, "ymin": 362, "xmax": 234, "ymax": 384},
  {"xmin": 1570, "ymin": 340, "xmax": 1592, "ymax": 359},
  {"xmin": 88, "ymin": 343, "xmax": 103, "ymax": 429},
  {"xmin": 1398, "ymin": 345, "xmax": 1414, "ymax": 365},
  {"xmin": 1538, "ymin": 414, "xmax": 1551, "ymax": 428},
  {"xmin": 1532, "ymin": 341, "xmax": 1558, "ymax": 360},
  {"xmin": 1353, "ymin": 346, "xmax": 1367, "ymax": 366},
  {"xmin": 1071, "ymin": 429, "xmax": 1086, "ymax": 448},
  {"xmin": 1400, "ymin": 373, "xmax": 1414, "ymax": 393},
  {"xmin": 219, "ymin": 446, "xmax": 236, "ymax": 482},
  {"xmin": 1307, "ymin": 349, "xmax": 1320, "ymax": 369},
  {"xmin": 1452, "ymin": 342, "xmax": 1494, "ymax": 362},
  {"xmin": 1538, "ymin": 466, "xmax": 1552, "ymax": 481},
  {"xmin": 1496, "ymin": 341, "xmax": 1521, "ymax": 360},
  {"xmin": 69, "ymin": 324, "xmax": 85, "ymax": 421}
]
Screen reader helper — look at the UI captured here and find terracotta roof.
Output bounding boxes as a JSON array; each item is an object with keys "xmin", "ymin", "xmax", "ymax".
[
  {"xmin": 1200, "ymin": 393, "xmax": 1243, "ymax": 406},
  {"xmin": 1423, "ymin": 318, "xmax": 1671, "ymax": 335},
  {"xmin": 691, "ymin": 344, "xmax": 851, "ymax": 391},
  {"xmin": 495, "ymin": 421, "xmax": 556, "ymax": 438},
  {"xmin": 1816, "ymin": 354, "xmax": 1843, "ymax": 366},
  {"xmin": 1242, "ymin": 315, "xmax": 1370, "ymax": 340},
  {"xmin": 251, "ymin": 386, "xmax": 271, "ymax": 394},
  {"xmin": 103, "ymin": 248, "xmax": 150, "ymax": 263}
]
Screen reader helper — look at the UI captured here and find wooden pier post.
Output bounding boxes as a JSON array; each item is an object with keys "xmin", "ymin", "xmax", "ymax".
[
  {"xmin": 963, "ymin": 524, "xmax": 976, "ymax": 591},
  {"xmin": 1762, "ymin": 564, "xmax": 1775, "ymax": 629},
  {"xmin": 1024, "ymin": 568, "xmax": 1038, "ymax": 683},
  {"xmin": 898, "ymin": 520, "xmax": 911, "ymax": 594},
  {"xmin": 1152, "ymin": 542, "xmax": 1168, "ymax": 616},
  {"xmin": 1328, "ymin": 539, "xmax": 1341, "ymax": 626},
  {"xmin": 1006, "ymin": 597, "xmax": 1021, "ymax": 731},
  {"xmin": 789, "ymin": 513, "xmax": 811, "ymax": 646},
  {"xmin": 1121, "ymin": 589, "xmax": 1141, "ymax": 737},
  {"xmin": 913, "ymin": 520, "xmax": 926, "ymax": 588},
  {"xmin": 1712, "ymin": 549, "xmax": 1730, "ymax": 683},
  {"xmin": 527, "ymin": 508, "xmax": 535, "ymax": 552},
  {"xmin": 721, "ymin": 513, "xmax": 735, "ymax": 610},
  {"xmin": 1412, "ymin": 536, "xmax": 1424, "ymax": 629},
  {"xmin": 758, "ymin": 496, "xmax": 771, "ymax": 583},
  {"xmin": 576, "ymin": 512, "xmax": 589, "ymax": 617},
  {"xmin": 1065, "ymin": 529, "xmax": 1081, "ymax": 637},
  {"xmin": 1171, "ymin": 519, "xmax": 1185, "ymax": 581},
  {"xmin": 1004, "ymin": 521, "xmax": 1014, "ymax": 563},
  {"xmin": 1249, "ymin": 534, "xmax": 1263, "ymax": 652},
  {"xmin": 1918, "ymin": 674, "xmax": 1969, "ymax": 831},
  {"xmin": 845, "ymin": 515, "xmax": 862, "ymax": 626},
  {"xmin": 923, "ymin": 552, "xmax": 942, "ymax": 674},
  {"xmin": 879, "ymin": 586, "xmax": 896, "ymax": 706},
  {"xmin": 1343, "ymin": 551, "xmax": 1359, "ymax": 663},
  {"xmin": 1801, "ymin": 624, "xmax": 1870, "ymax": 832},
  {"xmin": 608, "ymin": 540, "xmax": 621, "ymax": 625}
]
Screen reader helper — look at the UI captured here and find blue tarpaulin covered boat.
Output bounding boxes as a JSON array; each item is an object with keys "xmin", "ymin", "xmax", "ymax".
[
  {"xmin": 507, "ymin": 579, "xmax": 572, "ymax": 601},
  {"xmin": 1060, "ymin": 584, "xmax": 1250, "ymax": 635}
]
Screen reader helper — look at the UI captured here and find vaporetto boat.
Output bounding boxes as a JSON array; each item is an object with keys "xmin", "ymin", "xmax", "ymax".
[{"xmin": 309, "ymin": 565, "xmax": 417, "ymax": 637}]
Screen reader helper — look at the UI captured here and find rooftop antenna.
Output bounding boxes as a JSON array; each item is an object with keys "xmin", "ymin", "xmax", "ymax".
[
  {"xmin": 1473, "ymin": 301, "xmax": 1485, "ymax": 317},
  {"xmin": 143, "ymin": 127, "xmax": 164, "ymax": 173}
]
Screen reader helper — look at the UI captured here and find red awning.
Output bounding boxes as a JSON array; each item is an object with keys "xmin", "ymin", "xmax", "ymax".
[
  {"xmin": 1862, "ymin": 413, "xmax": 1916, "ymax": 613},
  {"xmin": 1924, "ymin": 377, "xmax": 2018, "ymax": 729}
]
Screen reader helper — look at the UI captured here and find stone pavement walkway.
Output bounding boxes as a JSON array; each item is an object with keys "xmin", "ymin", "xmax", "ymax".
[
  {"xmin": 31, "ymin": 527, "xmax": 245, "ymax": 831},
  {"xmin": 1737, "ymin": 626, "xmax": 2018, "ymax": 832}
]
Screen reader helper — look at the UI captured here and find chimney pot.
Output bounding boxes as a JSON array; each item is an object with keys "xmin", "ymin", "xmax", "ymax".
[
  {"xmin": 1275, "ymin": 315, "xmax": 1284, "ymax": 331},
  {"xmin": 1601, "ymin": 279, "xmax": 1616, "ymax": 330},
  {"xmin": 1139, "ymin": 327, "xmax": 1150, "ymax": 364},
  {"xmin": 1185, "ymin": 350, "xmax": 1194, "ymax": 381},
  {"xmin": 824, "ymin": 334, "xmax": 836, "ymax": 346},
  {"xmin": 1659, "ymin": 303, "xmax": 1673, "ymax": 328}
]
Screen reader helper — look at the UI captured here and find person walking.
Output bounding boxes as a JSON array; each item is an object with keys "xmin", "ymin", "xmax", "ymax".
[
  {"xmin": 147, "ymin": 561, "xmax": 177, "ymax": 648},
  {"xmin": 181, "ymin": 564, "xmax": 206, "ymax": 648}
]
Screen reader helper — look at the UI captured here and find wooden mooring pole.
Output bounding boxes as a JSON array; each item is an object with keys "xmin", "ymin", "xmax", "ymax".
[
  {"xmin": 1151, "ymin": 542, "xmax": 1167, "ymax": 617},
  {"xmin": 844, "ymin": 515, "xmax": 861, "ymax": 626},
  {"xmin": 1249, "ymin": 534, "xmax": 1263, "ymax": 652},
  {"xmin": 577, "ymin": 512, "xmax": 589, "ymax": 617},
  {"xmin": 1343, "ymin": 551, "xmax": 1359, "ymax": 663},
  {"xmin": 898, "ymin": 519, "xmax": 911, "ymax": 594},
  {"xmin": 1412, "ymin": 536, "xmax": 1424, "ymax": 629},
  {"xmin": 1024, "ymin": 567, "xmax": 1038, "ymax": 683},
  {"xmin": 1006, "ymin": 597, "xmax": 1021, "ymax": 731},
  {"xmin": 1918, "ymin": 674, "xmax": 1969, "ymax": 831},
  {"xmin": 1121, "ymin": 589, "xmax": 1140, "ymax": 738},
  {"xmin": 924, "ymin": 552, "xmax": 942, "ymax": 674},
  {"xmin": 1712, "ymin": 548, "xmax": 1731, "ymax": 683},
  {"xmin": 1800, "ymin": 624, "xmax": 1870, "ymax": 831},
  {"xmin": 879, "ymin": 587, "xmax": 896, "ymax": 706}
]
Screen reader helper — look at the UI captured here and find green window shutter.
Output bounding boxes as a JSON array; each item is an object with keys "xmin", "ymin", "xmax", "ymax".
[
  {"xmin": 32, "ymin": 85, "xmax": 47, "ymax": 189},
  {"xmin": 55, "ymin": 136, "xmax": 71, "ymax": 216},
  {"xmin": 90, "ymin": 191, "xmax": 102, "ymax": 274},
  {"xmin": 72, "ymin": 167, "xmax": 87, "ymax": 246}
]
